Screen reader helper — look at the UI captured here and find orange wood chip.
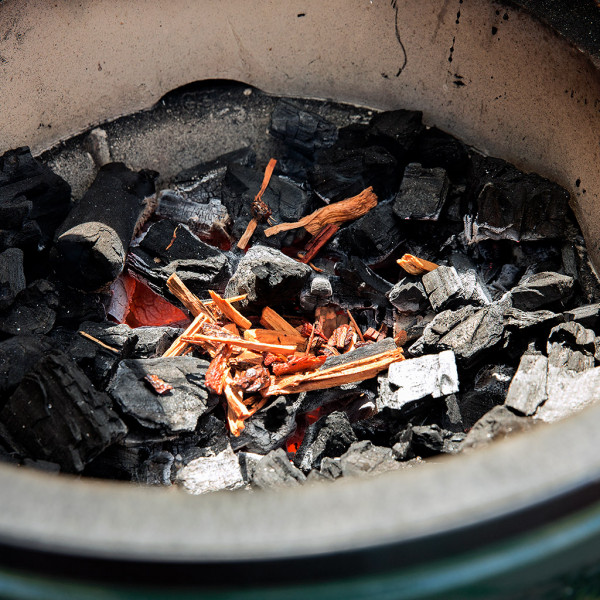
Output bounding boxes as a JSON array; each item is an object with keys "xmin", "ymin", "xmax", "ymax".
[
  {"xmin": 397, "ymin": 253, "xmax": 439, "ymax": 275},
  {"xmin": 181, "ymin": 333, "xmax": 297, "ymax": 356},
  {"xmin": 208, "ymin": 290, "xmax": 252, "ymax": 330}
]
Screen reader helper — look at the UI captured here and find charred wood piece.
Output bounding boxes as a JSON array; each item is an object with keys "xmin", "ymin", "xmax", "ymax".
[
  {"xmin": 393, "ymin": 163, "xmax": 449, "ymax": 221},
  {"xmin": 0, "ymin": 248, "xmax": 26, "ymax": 311},
  {"xmin": 510, "ymin": 271, "xmax": 574, "ymax": 310}
]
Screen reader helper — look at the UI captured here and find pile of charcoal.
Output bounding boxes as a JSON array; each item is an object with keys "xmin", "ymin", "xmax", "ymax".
[{"xmin": 1, "ymin": 95, "xmax": 600, "ymax": 494}]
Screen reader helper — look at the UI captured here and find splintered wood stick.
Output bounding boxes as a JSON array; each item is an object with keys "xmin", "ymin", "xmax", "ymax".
[
  {"xmin": 204, "ymin": 294, "xmax": 247, "ymax": 307},
  {"xmin": 227, "ymin": 407, "xmax": 246, "ymax": 437},
  {"xmin": 181, "ymin": 333, "xmax": 297, "ymax": 355},
  {"xmin": 223, "ymin": 377, "xmax": 252, "ymax": 419},
  {"xmin": 208, "ymin": 290, "xmax": 252, "ymax": 330},
  {"xmin": 264, "ymin": 187, "xmax": 377, "ymax": 237},
  {"xmin": 346, "ymin": 309, "xmax": 365, "ymax": 342},
  {"xmin": 162, "ymin": 313, "xmax": 208, "ymax": 357},
  {"xmin": 244, "ymin": 329, "xmax": 305, "ymax": 347},
  {"xmin": 260, "ymin": 307, "xmax": 304, "ymax": 339},
  {"xmin": 265, "ymin": 347, "xmax": 404, "ymax": 396},
  {"xmin": 78, "ymin": 331, "xmax": 119, "ymax": 354},
  {"xmin": 167, "ymin": 273, "xmax": 216, "ymax": 322},
  {"xmin": 397, "ymin": 253, "xmax": 439, "ymax": 275},
  {"xmin": 237, "ymin": 158, "xmax": 277, "ymax": 250},
  {"xmin": 298, "ymin": 223, "xmax": 340, "ymax": 264}
]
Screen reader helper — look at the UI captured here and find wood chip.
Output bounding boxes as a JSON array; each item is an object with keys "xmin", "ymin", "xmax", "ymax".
[
  {"xmin": 162, "ymin": 313, "xmax": 208, "ymax": 357},
  {"xmin": 166, "ymin": 273, "xmax": 215, "ymax": 321},
  {"xmin": 244, "ymin": 328, "xmax": 305, "ymax": 347},
  {"xmin": 297, "ymin": 223, "xmax": 340, "ymax": 263},
  {"xmin": 260, "ymin": 306, "xmax": 301, "ymax": 337},
  {"xmin": 181, "ymin": 333, "xmax": 297, "ymax": 355},
  {"xmin": 78, "ymin": 331, "xmax": 119, "ymax": 354},
  {"xmin": 208, "ymin": 290, "xmax": 252, "ymax": 330},
  {"xmin": 264, "ymin": 187, "xmax": 378, "ymax": 237},
  {"xmin": 397, "ymin": 253, "xmax": 439, "ymax": 275}
]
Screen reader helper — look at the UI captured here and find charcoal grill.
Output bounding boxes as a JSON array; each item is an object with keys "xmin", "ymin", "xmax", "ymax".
[{"xmin": 2, "ymin": 1, "xmax": 600, "ymax": 598}]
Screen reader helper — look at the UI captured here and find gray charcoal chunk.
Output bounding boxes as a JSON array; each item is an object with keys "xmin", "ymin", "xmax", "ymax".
[
  {"xmin": 137, "ymin": 451, "xmax": 174, "ymax": 486},
  {"xmin": 294, "ymin": 412, "xmax": 357, "ymax": 471},
  {"xmin": 510, "ymin": 272, "xmax": 574, "ymax": 310},
  {"xmin": 393, "ymin": 163, "xmax": 449, "ymax": 221},
  {"xmin": 387, "ymin": 279, "xmax": 427, "ymax": 313},
  {"xmin": 108, "ymin": 357, "xmax": 216, "ymax": 433},
  {"xmin": 450, "ymin": 253, "xmax": 492, "ymax": 306},
  {"xmin": 392, "ymin": 429, "xmax": 414, "ymax": 461},
  {"xmin": 563, "ymin": 304, "xmax": 600, "ymax": 331},
  {"xmin": 503, "ymin": 307, "xmax": 561, "ymax": 330},
  {"xmin": 251, "ymin": 448, "xmax": 306, "ymax": 490},
  {"xmin": 0, "ymin": 350, "xmax": 127, "ymax": 473},
  {"xmin": 237, "ymin": 451, "xmax": 264, "ymax": 484},
  {"xmin": 535, "ymin": 366, "xmax": 600, "ymax": 423},
  {"xmin": 320, "ymin": 457, "xmax": 343, "ymax": 480},
  {"xmin": 422, "ymin": 266, "xmax": 463, "ymax": 311},
  {"xmin": 474, "ymin": 364, "xmax": 516, "ymax": 397},
  {"xmin": 547, "ymin": 322, "xmax": 596, "ymax": 372},
  {"xmin": 231, "ymin": 396, "xmax": 297, "ymax": 454},
  {"xmin": 310, "ymin": 275, "xmax": 333, "ymax": 298},
  {"xmin": 132, "ymin": 326, "xmax": 181, "ymax": 358},
  {"xmin": 175, "ymin": 446, "xmax": 245, "ymax": 495},
  {"xmin": 225, "ymin": 245, "xmax": 311, "ymax": 309},
  {"xmin": 0, "ymin": 248, "xmax": 26, "ymax": 311},
  {"xmin": 505, "ymin": 354, "xmax": 549, "ymax": 416},
  {"xmin": 380, "ymin": 350, "xmax": 459, "ymax": 410},
  {"xmin": 0, "ymin": 335, "xmax": 53, "ymax": 398},
  {"xmin": 339, "ymin": 440, "xmax": 402, "ymax": 477},
  {"xmin": 461, "ymin": 406, "xmax": 534, "ymax": 450}
]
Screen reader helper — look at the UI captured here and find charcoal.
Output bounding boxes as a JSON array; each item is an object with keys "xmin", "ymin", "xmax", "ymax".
[
  {"xmin": 466, "ymin": 154, "xmax": 569, "ymax": 243},
  {"xmin": 231, "ymin": 396, "xmax": 297, "ymax": 454},
  {"xmin": 440, "ymin": 394, "xmax": 464, "ymax": 433},
  {"xmin": 108, "ymin": 357, "xmax": 216, "ymax": 434},
  {"xmin": 503, "ymin": 307, "xmax": 561, "ymax": 330},
  {"xmin": 0, "ymin": 350, "xmax": 127, "ymax": 473},
  {"xmin": 310, "ymin": 275, "xmax": 333, "ymax": 298},
  {"xmin": 173, "ymin": 146, "xmax": 255, "ymax": 184},
  {"xmin": 473, "ymin": 363, "xmax": 515, "ymax": 397},
  {"xmin": 221, "ymin": 164, "xmax": 311, "ymax": 247},
  {"xmin": 175, "ymin": 445, "xmax": 245, "ymax": 495},
  {"xmin": 294, "ymin": 411, "xmax": 357, "ymax": 471},
  {"xmin": 0, "ymin": 248, "xmax": 26, "ymax": 311},
  {"xmin": 237, "ymin": 451, "xmax": 263, "ymax": 484},
  {"xmin": 250, "ymin": 448, "xmax": 306, "ymax": 490},
  {"xmin": 320, "ymin": 338, "xmax": 397, "ymax": 371},
  {"xmin": 309, "ymin": 145, "xmax": 397, "ymax": 204},
  {"xmin": 294, "ymin": 381, "xmax": 376, "ymax": 416},
  {"xmin": 0, "ymin": 335, "xmax": 53, "ymax": 399},
  {"xmin": 84, "ymin": 444, "xmax": 146, "ymax": 481},
  {"xmin": 52, "ymin": 163, "xmax": 157, "ymax": 291},
  {"xmin": 188, "ymin": 414, "xmax": 230, "ymax": 458},
  {"xmin": 338, "ymin": 202, "xmax": 405, "ymax": 260},
  {"xmin": 0, "ymin": 279, "xmax": 58, "ymax": 336},
  {"xmin": 536, "ymin": 365, "xmax": 600, "ymax": 423},
  {"xmin": 411, "ymin": 424, "xmax": 444, "ymax": 456},
  {"xmin": 392, "ymin": 429, "xmax": 414, "ymax": 461},
  {"xmin": 269, "ymin": 100, "xmax": 338, "ymax": 156},
  {"xmin": 53, "ymin": 282, "xmax": 107, "ymax": 328},
  {"xmin": 387, "ymin": 279, "xmax": 428, "ymax": 313},
  {"xmin": 412, "ymin": 127, "xmax": 470, "ymax": 180},
  {"xmin": 461, "ymin": 405, "xmax": 534, "ymax": 450},
  {"xmin": 504, "ymin": 354, "xmax": 548, "ymax": 416},
  {"xmin": 563, "ymin": 303, "xmax": 600, "ymax": 331},
  {"xmin": 393, "ymin": 163, "xmax": 449, "ymax": 221},
  {"xmin": 449, "ymin": 253, "xmax": 492, "ymax": 306},
  {"xmin": 367, "ymin": 109, "xmax": 424, "ymax": 161},
  {"xmin": 0, "ymin": 147, "xmax": 71, "ymax": 254},
  {"xmin": 84, "ymin": 128, "xmax": 111, "ymax": 167},
  {"xmin": 547, "ymin": 322, "xmax": 596, "ymax": 372},
  {"xmin": 132, "ymin": 326, "xmax": 181, "ymax": 358},
  {"xmin": 339, "ymin": 440, "xmax": 402, "ymax": 477},
  {"xmin": 489, "ymin": 263, "xmax": 522, "ymax": 298},
  {"xmin": 422, "ymin": 264, "xmax": 489, "ymax": 312},
  {"xmin": 127, "ymin": 219, "xmax": 230, "ymax": 299},
  {"xmin": 510, "ymin": 272, "xmax": 574, "ymax": 310},
  {"xmin": 319, "ymin": 456, "xmax": 343, "ymax": 480},
  {"xmin": 224, "ymin": 245, "xmax": 311, "ymax": 309},
  {"xmin": 137, "ymin": 451, "xmax": 174, "ymax": 486},
  {"xmin": 378, "ymin": 350, "xmax": 459, "ymax": 412}
]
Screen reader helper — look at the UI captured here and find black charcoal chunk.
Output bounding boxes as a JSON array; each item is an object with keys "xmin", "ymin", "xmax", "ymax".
[
  {"xmin": 108, "ymin": 357, "xmax": 216, "ymax": 434},
  {"xmin": 411, "ymin": 425, "xmax": 444, "ymax": 456},
  {"xmin": 536, "ymin": 366, "xmax": 600, "ymax": 423},
  {"xmin": 52, "ymin": 163, "xmax": 156, "ymax": 291},
  {"xmin": 378, "ymin": 350, "xmax": 459, "ymax": 411},
  {"xmin": 0, "ymin": 350, "xmax": 127, "ymax": 473},
  {"xmin": 546, "ymin": 322, "xmax": 596, "ymax": 372},
  {"xmin": 127, "ymin": 220, "xmax": 230, "ymax": 299},
  {"xmin": 466, "ymin": 154, "xmax": 569, "ymax": 243},
  {"xmin": 412, "ymin": 127, "xmax": 470, "ymax": 180},
  {"xmin": 449, "ymin": 253, "xmax": 492, "ymax": 306},
  {"xmin": 225, "ymin": 245, "xmax": 311, "ymax": 309},
  {"xmin": 238, "ymin": 451, "xmax": 264, "ymax": 484},
  {"xmin": 173, "ymin": 147, "xmax": 255, "ymax": 184},
  {"xmin": 294, "ymin": 381, "xmax": 376, "ymax": 416},
  {"xmin": 0, "ymin": 279, "xmax": 58, "ymax": 336},
  {"xmin": 269, "ymin": 100, "xmax": 338, "ymax": 156},
  {"xmin": 510, "ymin": 272, "xmax": 573, "ymax": 310},
  {"xmin": 132, "ymin": 326, "xmax": 181, "ymax": 358},
  {"xmin": 231, "ymin": 396, "xmax": 297, "ymax": 454},
  {"xmin": 504, "ymin": 354, "xmax": 548, "ymax": 416},
  {"xmin": 338, "ymin": 202, "xmax": 404, "ymax": 261},
  {"xmin": 392, "ymin": 429, "xmax": 414, "ymax": 461},
  {"xmin": 563, "ymin": 304, "xmax": 600, "ymax": 331},
  {"xmin": 251, "ymin": 448, "xmax": 306, "ymax": 490},
  {"xmin": 0, "ymin": 248, "xmax": 26, "ymax": 310},
  {"xmin": 461, "ymin": 406, "xmax": 534, "ymax": 450},
  {"xmin": 138, "ymin": 451, "xmax": 174, "ymax": 486},
  {"xmin": 334, "ymin": 256, "xmax": 393, "ymax": 305},
  {"xmin": 393, "ymin": 163, "xmax": 449, "ymax": 221},
  {"xmin": 84, "ymin": 444, "xmax": 146, "ymax": 481},
  {"xmin": 175, "ymin": 446, "xmax": 245, "ymax": 495},
  {"xmin": 309, "ymin": 145, "xmax": 397, "ymax": 204},
  {"xmin": 320, "ymin": 338, "xmax": 397, "ymax": 372},
  {"xmin": 0, "ymin": 335, "xmax": 53, "ymax": 399},
  {"xmin": 367, "ymin": 109, "xmax": 424, "ymax": 160},
  {"xmin": 387, "ymin": 279, "xmax": 427, "ymax": 313},
  {"xmin": 0, "ymin": 147, "xmax": 71, "ymax": 253},
  {"xmin": 339, "ymin": 440, "xmax": 402, "ymax": 477},
  {"xmin": 294, "ymin": 412, "xmax": 357, "ymax": 471}
]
